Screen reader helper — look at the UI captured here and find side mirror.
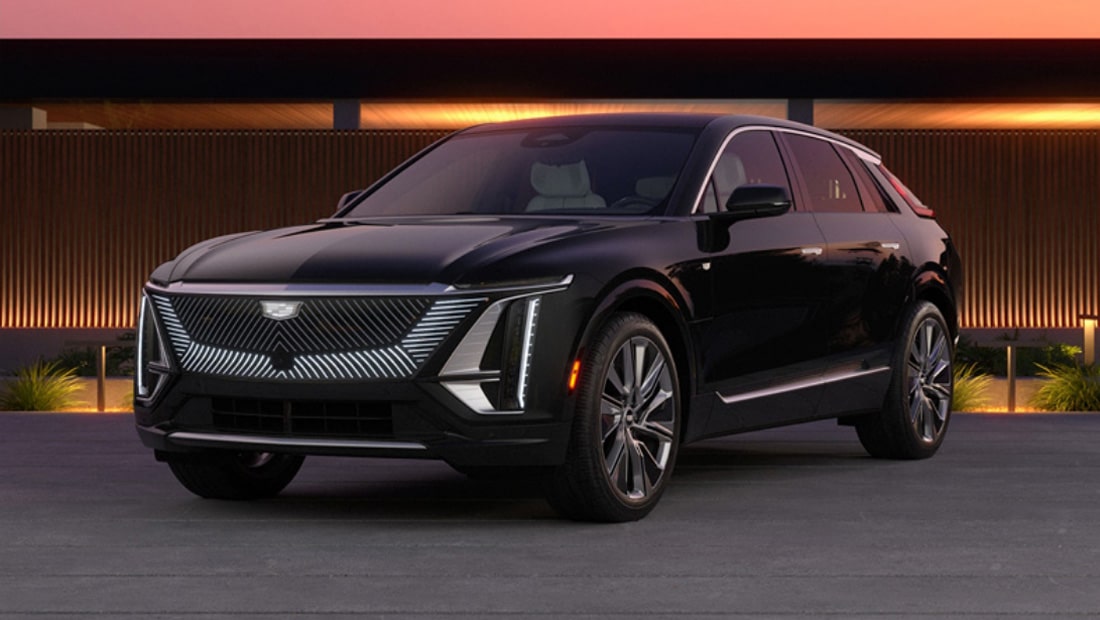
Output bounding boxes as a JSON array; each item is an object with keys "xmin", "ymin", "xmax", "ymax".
[
  {"xmin": 336, "ymin": 189, "xmax": 366, "ymax": 212},
  {"xmin": 700, "ymin": 185, "xmax": 792, "ymax": 252},
  {"xmin": 723, "ymin": 184, "xmax": 792, "ymax": 219}
]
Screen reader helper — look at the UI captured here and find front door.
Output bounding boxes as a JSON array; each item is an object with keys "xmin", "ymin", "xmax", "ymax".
[{"xmin": 698, "ymin": 130, "xmax": 833, "ymax": 435}]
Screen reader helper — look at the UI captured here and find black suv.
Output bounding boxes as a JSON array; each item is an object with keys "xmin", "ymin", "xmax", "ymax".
[{"xmin": 135, "ymin": 114, "xmax": 962, "ymax": 521}]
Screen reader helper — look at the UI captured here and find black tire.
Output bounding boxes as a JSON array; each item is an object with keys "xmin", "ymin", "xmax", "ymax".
[
  {"xmin": 544, "ymin": 312, "xmax": 681, "ymax": 522},
  {"xmin": 167, "ymin": 451, "xmax": 305, "ymax": 500},
  {"xmin": 856, "ymin": 301, "xmax": 953, "ymax": 459}
]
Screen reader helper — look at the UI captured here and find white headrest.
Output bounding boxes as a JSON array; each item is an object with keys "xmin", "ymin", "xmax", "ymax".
[
  {"xmin": 635, "ymin": 176, "xmax": 675, "ymax": 200},
  {"xmin": 715, "ymin": 154, "xmax": 747, "ymax": 191},
  {"xmin": 531, "ymin": 161, "xmax": 593, "ymax": 197}
]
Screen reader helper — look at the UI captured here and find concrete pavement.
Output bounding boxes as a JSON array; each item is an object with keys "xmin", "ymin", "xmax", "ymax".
[{"xmin": 1, "ymin": 411, "xmax": 1099, "ymax": 618}]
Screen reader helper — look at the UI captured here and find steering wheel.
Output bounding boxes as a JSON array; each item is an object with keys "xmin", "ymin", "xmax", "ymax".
[{"xmin": 608, "ymin": 196, "xmax": 660, "ymax": 211}]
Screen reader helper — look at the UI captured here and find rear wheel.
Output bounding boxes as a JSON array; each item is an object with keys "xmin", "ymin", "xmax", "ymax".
[
  {"xmin": 856, "ymin": 301, "xmax": 953, "ymax": 459},
  {"xmin": 544, "ymin": 313, "xmax": 680, "ymax": 522},
  {"xmin": 166, "ymin": 451, "xmax": 305, "ymax": 499}
]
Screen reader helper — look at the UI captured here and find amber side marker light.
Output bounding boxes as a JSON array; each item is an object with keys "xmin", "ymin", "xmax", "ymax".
[{"xmin": 568, "ymin": 360, "xmax": 582, "ymax": 391}]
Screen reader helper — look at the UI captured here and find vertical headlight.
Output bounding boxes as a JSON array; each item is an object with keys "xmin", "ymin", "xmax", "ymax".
[
  {"xmin": 439, "ymin": 276, "xmax": 571, "ymax": 415},
  {"xmin": 440, "ymin": 293, "xmax": 546, "ymax": 414},
  {"xmin": 496, "ymin": 296, "xmax": 541, "ymax": 410},
  {"xmin": 136, "ymin": 293, "xmax": 171, "ymax": 401}
]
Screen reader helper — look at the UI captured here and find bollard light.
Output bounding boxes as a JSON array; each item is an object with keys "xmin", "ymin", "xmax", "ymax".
[{"xmin": 1083, "ymin": 317, "xmax": 1098, "ymax": 365}]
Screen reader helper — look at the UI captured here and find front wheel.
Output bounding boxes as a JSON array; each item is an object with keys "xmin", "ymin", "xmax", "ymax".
[
  {"xmin": 166, "ymin": 451, "xmax": 305, "ymax": 499},
  {"xmin": 856, "ymin": 301, "xmax": 953, "ymax": 459},
  {"xmin": 544, "ymin": 312, "xmax": 681, "ymax": 522}
]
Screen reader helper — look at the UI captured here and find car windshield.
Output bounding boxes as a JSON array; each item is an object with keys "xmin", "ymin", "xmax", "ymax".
[{"xmin": 342, "ymin": 126, "xmax": 699, "ymax": 218}]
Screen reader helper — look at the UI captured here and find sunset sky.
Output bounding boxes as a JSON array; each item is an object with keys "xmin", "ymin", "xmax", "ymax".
[{"xmin": 2, "ymin": 0, "xmax": 1100, "ymax": 39}]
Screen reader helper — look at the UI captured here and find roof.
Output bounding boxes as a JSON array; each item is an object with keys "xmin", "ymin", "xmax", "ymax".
[{"xmin": 459, "ymin": 112, "xmax": 881, "ymax": 158}]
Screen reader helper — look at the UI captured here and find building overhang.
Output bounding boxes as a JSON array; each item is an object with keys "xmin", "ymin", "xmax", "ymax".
[{"xmin": 5, "ymin": 39, "xmax": 1100, "ymax": 101}]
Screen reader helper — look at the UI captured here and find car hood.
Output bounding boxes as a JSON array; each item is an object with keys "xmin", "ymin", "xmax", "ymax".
[{"xmin": 159, "ymin": 216, "xmax": 637, "ymax": 285}]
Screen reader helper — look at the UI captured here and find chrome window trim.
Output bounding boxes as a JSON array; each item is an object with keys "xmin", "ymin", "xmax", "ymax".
[{"xmin": 691, "ymin": 125, "xmax": 882, "ymax": 215}]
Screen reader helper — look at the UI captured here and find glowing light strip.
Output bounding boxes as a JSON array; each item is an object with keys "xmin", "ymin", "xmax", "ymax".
[
  {"xmin": 181, "ymin": 341, "xmax": 416, "ymax": 380},
  {"xmin": 517, "ymin": 297, "xmax": 540, "ymax": 410}
]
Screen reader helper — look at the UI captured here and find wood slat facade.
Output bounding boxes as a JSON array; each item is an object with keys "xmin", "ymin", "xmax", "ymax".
[
  {"xmin": 2, "ymin": 129, "xmax": 1098, "ymax": 330},
  {"xmin": 844, "ymin": 130, "xmax": 1100, "ymax": 329},
  {"xmin": 0, "ymin": 130, "xmax": 449, "ymax": 329}
]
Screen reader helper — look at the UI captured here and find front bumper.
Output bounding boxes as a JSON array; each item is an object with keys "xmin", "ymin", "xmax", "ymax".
[{"xmin": 135, "ymin": 374, "xmax": 573, "ymax": 467}]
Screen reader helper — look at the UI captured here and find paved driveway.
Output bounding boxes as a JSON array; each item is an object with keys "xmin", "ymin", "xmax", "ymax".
[{"xmin": 1, "ymin": 412, "xmax": 1099, "ymax": 618}]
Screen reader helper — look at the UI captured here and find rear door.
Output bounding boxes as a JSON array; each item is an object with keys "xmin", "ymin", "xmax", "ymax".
[{"xmin": 778, "ymin": 132, "xmax": 912, "ymax": 415}]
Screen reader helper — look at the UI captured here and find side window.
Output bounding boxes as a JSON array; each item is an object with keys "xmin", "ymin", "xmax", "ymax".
[
  {"xmin": 705, "ymin": 130, "xmax": 792, "ymax": 213},
  {"xmin": 783, "ymin": 134, "xmax": 862, "ymax": 214},
  {"xmin": 871, "ymin": 163, "xmax": 936, "ymax": 218},
  {"xmin": 701, "ymin": 180, "xmax": 719, "ymax": 213},
  {"xmin": 839, "ymin": 149, "xmax": 894, "ymax": 213}
]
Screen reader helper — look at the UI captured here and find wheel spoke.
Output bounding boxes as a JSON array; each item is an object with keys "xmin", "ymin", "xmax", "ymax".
[
  {"xmin": 638, "ymin": 387, "xmax": 673, "ymax": 423},
  {"xmin": 638, "ymin": 354, "xmax": 666, "ymax": 402},
  {"xmin": 627, "ymin": 437, "xmax": 647, "ymax": 499},
  {"xmin": 922, "ymin": 396, "xmax": 936, "ymax": 440},
  {"xmin": 908, "ymin": 359, "xmax": 922, "ymax": 379},
  {"xmin": 921, "ymin": 323, "xmax": 934, "ymax": 366},
  {"xmin": 606, "ymin": 364, "xmax": 627, "ymax": 398},
  {"xmin": 924, "ymin": 382, "xmax": 952, "ymax": 404},
  {"xmin": 928, "ymin": 334, "xmax": 948, "ymax": 369},
  {"xmin": 927, "ymin": 357, "xmax": 951, "ymax": 384},
  {"xmin": 632, "ymin": 340, "xmax": 648, "ymax": 393},
  {"xmin": 620, "ymin": 341, "xmax": 636, "ymax": 397},
  {"xmin": 632, "ymin": 424, "xmax": 673, "ymax": 468},
  {"xmin": 635, "ymin": 437, "xmax": 665, "ymax": 493},
  {"xmin": 601, "ymin": 392, "xmax": 624, "ymax": 412},
  {"xmin": 605, "ymin": 432, "xmax": 626, "ymax": 477},
  {"xmin": 935, "ymin": 396, "xmax": 950, "ymax": 422},
  {"xmin": 634, "ymin": 418, "xmax": 675, "ymax": 442}
]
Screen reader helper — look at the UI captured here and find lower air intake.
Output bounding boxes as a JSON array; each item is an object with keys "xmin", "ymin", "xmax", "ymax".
[{"xmin": 210, "ymin": 398, "xmax": 394, "ymax": 439}]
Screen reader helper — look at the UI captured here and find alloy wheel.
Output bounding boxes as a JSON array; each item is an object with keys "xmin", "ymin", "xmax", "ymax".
[
  {"xmin": 907, "ymin": 318, "xmax": 952, "ymax": 442},
  {"xmin": 599, "ymin": 336, "xmax": 676, "ymax": 501}
]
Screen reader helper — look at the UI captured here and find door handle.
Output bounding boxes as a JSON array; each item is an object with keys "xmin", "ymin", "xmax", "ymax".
[
  {"xmin": 878, "ymin": 242, "xmax": 901, "ymax": 250},
  {"xmin": 800, "ymin": 247, "xmax": 823, "ymax": 256}
]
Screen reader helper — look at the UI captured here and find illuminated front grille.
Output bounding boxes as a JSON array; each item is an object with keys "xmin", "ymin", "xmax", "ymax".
[
  {"xmin": 170, "ymin": 296, "xmax": 429, "ymax": 353},
  {"xmin": 149, "ymin": 293, "xmax": 483, "ymax": 381}
]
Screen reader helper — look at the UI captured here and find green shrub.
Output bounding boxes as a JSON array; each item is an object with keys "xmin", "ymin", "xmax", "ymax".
[
  {"xmin": 952, "ymin": 363, "xmax": 993, "ymax": 411},
  {"xmin": 956, "ymin": 335, "xmax": 1081, "ymax": 377},
  {"xmin": 0, "ymin": 360, "xmax": 85, "ymax": 411},
  {"xmin": 1017, "ymin": 343, "xmax": 1081, "ymax": 377},
  {"xmin": 119, "ymin": 388, "xmax": 134, "ymax": 411},
  {"xmin": 1031, "ymin": 363, "xmax": 1100, "ymax": 412},
  {"xmin": 955, "ymin": 336, "xmax": 1002, "ymax": 376},
  {"xmin": 48, "ymin": 332, "xmax": 136, "ymax": 377}
]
